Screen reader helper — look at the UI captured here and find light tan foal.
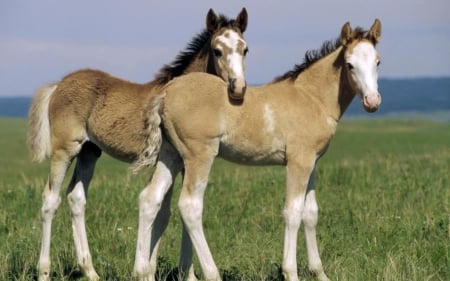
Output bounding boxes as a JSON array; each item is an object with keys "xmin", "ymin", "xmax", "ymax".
[{"xmin": 143, "ymin": 19, "xmax": 382, "ymax": 281}]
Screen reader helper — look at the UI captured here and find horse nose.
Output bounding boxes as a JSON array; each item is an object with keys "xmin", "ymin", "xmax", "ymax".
[
  {"xmin": 228, "ymin": 78, "xmax": 246, "ymax": 100},
  {"xmin": 363, "ymin": 93, "xmax": 381, "ymax": 113}
]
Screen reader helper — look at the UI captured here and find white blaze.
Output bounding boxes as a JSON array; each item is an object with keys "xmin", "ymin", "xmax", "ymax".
[{"xmin": 216, "ymin": 30, "xmax": 246, "ymax": 79}]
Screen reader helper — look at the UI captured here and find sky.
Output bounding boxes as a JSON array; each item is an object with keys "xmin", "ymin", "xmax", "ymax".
[{"xmin": 0, "ymin": 0, "xmax": 449, "ymax": 97}]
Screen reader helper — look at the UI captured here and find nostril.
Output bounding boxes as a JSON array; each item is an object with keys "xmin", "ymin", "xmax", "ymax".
[{"xmin": 228, "ymin": 78, "xmax": 236, "ymax": 91}]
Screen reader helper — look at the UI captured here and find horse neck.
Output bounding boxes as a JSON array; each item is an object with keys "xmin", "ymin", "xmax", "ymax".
[
  {"xmin": 183, "ymin": 47, "xmax": 217, "ymax": 76},
  {"xmin": 151, "ymin": 38, "xmax": 216, "ymax": 87},
  {"xmin": 294, "ymin": 47, "xmax": 356, "ymax": 121}
]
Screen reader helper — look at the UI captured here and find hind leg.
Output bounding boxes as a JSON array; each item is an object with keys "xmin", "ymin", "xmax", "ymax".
[
  {"xmin": 38, "ymin": 143, "xmax": 83, "ymax": 281},
  {"xmin": 66, "ymin": 142, "xmax": 101, "ymax": 280},
  {"xmin": 134, "ymin": 140, "xmax": 183, "ymax": 281}
]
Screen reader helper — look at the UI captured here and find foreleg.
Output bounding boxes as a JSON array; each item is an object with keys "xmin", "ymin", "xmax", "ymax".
[
  {"xmin": 178, "ymin": 155, "xmax": 220, "ymax": 281},
  {"xmin": 134, "ymin": 140, "xmax": 182, "ymax": 281},
  {"xmin": 302, "ymin": 169, "xmax": 329, "ymax": 281},
  {"xmin": 282, "ymin": 157, "xmax": 315, "ymax": 281}
]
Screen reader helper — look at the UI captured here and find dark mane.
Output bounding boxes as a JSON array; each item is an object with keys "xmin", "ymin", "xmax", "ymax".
[
  {"xmin": 154, "ymin": 14, "xmax": 240, "ymax": 85},
  {"xmin": 272, "ymin": 27, "xmax": 367, "ymax": 82}
]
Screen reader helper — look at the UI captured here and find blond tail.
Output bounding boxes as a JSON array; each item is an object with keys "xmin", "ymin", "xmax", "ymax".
[
  {"xmin": 130, "ymin": 94, "xmax": 164, "ymax": 174},
  {"xmin": 27, "ymin": 84, "xmax": 58, "ymax": 162}
]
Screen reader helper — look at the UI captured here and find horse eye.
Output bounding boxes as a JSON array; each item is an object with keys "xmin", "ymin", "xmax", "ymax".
[
  {"xmin": 213, "ymin": 49, "xmax": 222, "ymax": 58},
  {"xmin": 377, "ymin": 60, "xmax": 381, "ymax": 67},
  {"xmin": 243, "ymin": 48, "xmax": 249, "ymax": 56},
  {"xmin": 346, "ymin": 63, "xmax": 354, "ymax": 70}
]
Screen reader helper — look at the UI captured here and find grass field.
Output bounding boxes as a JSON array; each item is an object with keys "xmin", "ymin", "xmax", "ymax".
[{"xmin": 0, "ymin": 117, "xmax": 449, "ymax": 280}]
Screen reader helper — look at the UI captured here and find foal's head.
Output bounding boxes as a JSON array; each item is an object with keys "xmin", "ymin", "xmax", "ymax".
[
  {"xmin": 340, "ymin": 19, "xmax": 382, "ymax": 112},
  {"xmin": 207, "ymin": 8, "xmax": 248, "ymax": 100},
  {"xmin": 155, "ymin": 8, "xmax": 248, "ymax": 100}
]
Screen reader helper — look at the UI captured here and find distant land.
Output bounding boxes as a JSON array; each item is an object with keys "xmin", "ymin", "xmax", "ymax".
[{"xmin": 0, "ymin": 77, "xmax": 449, "ymax": 121}]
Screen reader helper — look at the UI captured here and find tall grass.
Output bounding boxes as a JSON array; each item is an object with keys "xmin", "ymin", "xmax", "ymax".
[{"xmin": 0, "ymin": 118, "xmax": 448, "ymax": 280}]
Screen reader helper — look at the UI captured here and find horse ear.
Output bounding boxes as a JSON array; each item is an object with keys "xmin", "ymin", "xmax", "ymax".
[
  {"xmin": 206, "ymin": 8, "xmax": 219, "ymax": 33},
  {"xmin": 236, "ymin": 7, "xmax": 248, "ymax": 33},
  {"xmin": 368, "ymin": 18, "xmax": 382, "ymax": 45},
  {"xmin": 340, "ymin": 22, "xmax": 353, "ymax": 46}
]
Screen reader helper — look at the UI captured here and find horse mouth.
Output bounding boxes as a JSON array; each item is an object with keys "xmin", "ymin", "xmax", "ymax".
[{"xmin": 228, "ymin": 85, "xmax": 246, "ymax": 102}]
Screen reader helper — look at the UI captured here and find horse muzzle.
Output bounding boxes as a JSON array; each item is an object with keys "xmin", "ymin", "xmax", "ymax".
[
  {"xmin": 228, "ymin": 78, "xmax": 247, "ymax": 101},
  {"xmin": 362, "ymin": 92, "xmax": 381, "ymax": 113}
]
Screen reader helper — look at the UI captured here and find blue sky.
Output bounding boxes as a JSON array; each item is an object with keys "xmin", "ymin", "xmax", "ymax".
[{"xmin": 0, "ymin": 0, "xmax": 449, "ymax": 97}]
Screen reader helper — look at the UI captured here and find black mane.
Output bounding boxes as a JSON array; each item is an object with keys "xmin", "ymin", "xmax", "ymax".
[
  {"xmin": 272, "ymin": 27, "xmax": 367, "ymax": 82},
  {"xmin": 272, "ymin": 38, "xmax": 341, "ymax": 83},
  {"xmin": 154, "ymin": 14, "xmax": 240, "ymax": 85}
]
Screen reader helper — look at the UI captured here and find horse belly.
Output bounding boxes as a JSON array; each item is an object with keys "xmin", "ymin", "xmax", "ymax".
[
  {"xmin": 87, "ymin": 109, "xmax": 148, "ymax": 163},
  {"xmin": 218, "ymin": 137, "xmax": 286, "ymax": 165},
  {"xmin": 87, "ymin": 125, "xmax": 146, "ymax": 163}
]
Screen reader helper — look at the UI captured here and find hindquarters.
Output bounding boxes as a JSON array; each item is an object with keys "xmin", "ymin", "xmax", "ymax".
[
  {"xmin": 28, "ymin": 69, "xmax": 164, "ymax": 172},
  {"xmin": 46, "ymin": 70, "xmax": 108, "ymax": 161},
  {"xmin": 28, "ymin": 69, "xmax": 126, "ymax": 163},
  {"xmin": 77, "ymin": 73, "xmax": 163, "ymax": 172}
]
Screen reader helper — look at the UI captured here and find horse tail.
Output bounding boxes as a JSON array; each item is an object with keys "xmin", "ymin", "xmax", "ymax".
[
  {"xmin": 27, "ymin": 83, "xmax": 58, "ymax": 162},
  {"xmin": 130, "ymin": 93, "xmax": 164, "ymax": 174}
]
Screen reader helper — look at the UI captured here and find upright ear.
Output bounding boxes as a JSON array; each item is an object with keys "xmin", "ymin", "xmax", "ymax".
[
  {"xmin": 340, "ymin": 22, "xmax": 353, "ymax": 46},
  {"xmin": 368, "ymin": 18, "xmax": 382, "ymax": 45},
  {"xmin": 206, "ymin": 8, "xmax": 219, "ymax": 33},
  {"xmin": 235, "ymin": 7, "xmax": 248, "ymax": 33}
]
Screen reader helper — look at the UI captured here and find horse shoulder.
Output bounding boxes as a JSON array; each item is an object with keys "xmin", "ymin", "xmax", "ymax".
[{"xmin": 162, "ymin": 73, "xmax": 228, "ymax": 150}]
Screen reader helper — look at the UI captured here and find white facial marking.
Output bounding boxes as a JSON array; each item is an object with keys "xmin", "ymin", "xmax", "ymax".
[
  {"xmin": 263, "ymin": 104, "xmax": 274, "ymax": 133},
  {"xmin": 216, "ymin": 30, "xmax": 246, "ymax": 78},
  {"xmin": 347, "ymin": 40, "xmax": 381, "ymax": 111},
  {"xmin": 216, "ymin": 30, "xmax": 246, "ymax": 52},
  {"xmin": 347, "ymin": 41, "xmax": 379, "ymax": 95}
]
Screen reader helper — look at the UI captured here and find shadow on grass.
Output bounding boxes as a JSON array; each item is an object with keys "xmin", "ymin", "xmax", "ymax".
[
  {"xmin": 6, "ymin": 252, "xmax": 315, "ymax": 281},
  {"xmin": 222, "ymin": 265, "xmax": 283, "ymax": 281},
  {"xmin": 7, "ymin": 250, "xmax": 38, "ymax": 280},
  {"xmin": 156, "ymin": 257, "xmax": 287, "ymax": 281},
  {"xmin": 7, "ymin": 250, "xmax": 88, "ymax": 281}
]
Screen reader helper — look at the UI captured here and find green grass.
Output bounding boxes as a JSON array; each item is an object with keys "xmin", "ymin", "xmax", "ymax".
[{"xmin": 0, "ymin": 118, "xmax": 449, "ymax": 280}]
